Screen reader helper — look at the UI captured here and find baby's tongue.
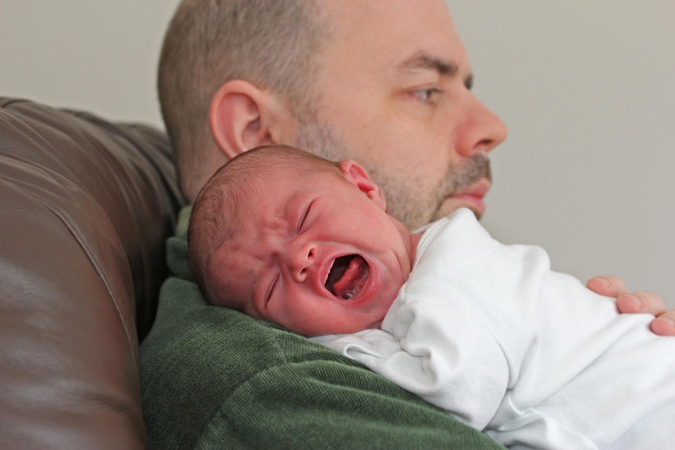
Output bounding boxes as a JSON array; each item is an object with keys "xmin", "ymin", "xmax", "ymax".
[{"xmin": 332, "ymin": 255, "xmax": 368, "ymax": 300}]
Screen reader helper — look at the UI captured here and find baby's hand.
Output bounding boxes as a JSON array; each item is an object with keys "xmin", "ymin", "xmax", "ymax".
[{"xmin": 587, "ymin": 275, "xmax": 675, "ymax": 336}]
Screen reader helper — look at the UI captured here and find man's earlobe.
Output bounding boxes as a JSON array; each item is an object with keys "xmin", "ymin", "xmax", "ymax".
[
  {"xmin": 209, "ymin": 80, "xmax": 276, "ymax": 160},
  {"xmin": 339, "ymin": 160, "xmax": 387, "ymax": 211}
]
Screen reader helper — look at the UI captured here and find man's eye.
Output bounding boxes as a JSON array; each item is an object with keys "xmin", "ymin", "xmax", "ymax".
[{"xmin": 412, "ymin": 88, "xmax": 442, "ymax": 102}]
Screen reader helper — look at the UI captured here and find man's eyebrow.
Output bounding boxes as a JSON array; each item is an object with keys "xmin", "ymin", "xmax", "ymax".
[{"xmin": 398, "ymin": 52, "xmax": 474, "ymax": 89}]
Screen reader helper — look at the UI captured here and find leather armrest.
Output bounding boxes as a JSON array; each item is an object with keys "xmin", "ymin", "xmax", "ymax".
[{"xmin": 0, "ymin": 98, "xmax": 183, "ymax": 449}]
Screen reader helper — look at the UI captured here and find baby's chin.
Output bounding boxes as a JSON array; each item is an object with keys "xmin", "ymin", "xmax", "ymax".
[{"xmin": 327, "ymin": 315, "xmax": 387, "ymax": 336}]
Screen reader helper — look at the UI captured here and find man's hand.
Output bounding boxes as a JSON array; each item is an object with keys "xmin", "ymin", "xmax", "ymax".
[{"xmin": 587, "ymin": 276, "xmax": 675, "ymax": 336}]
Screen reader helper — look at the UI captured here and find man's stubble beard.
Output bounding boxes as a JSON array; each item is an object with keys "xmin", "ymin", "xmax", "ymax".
[{"xmin": 294, "ymin": 120, "xmax": 491, "ymax": 231}]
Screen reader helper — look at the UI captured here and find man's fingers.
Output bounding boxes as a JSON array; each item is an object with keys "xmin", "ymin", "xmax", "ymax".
[
  {"xmin": 587, "ymin": 277, "xmax": 673, "ymax": 336},
  {"xmin": 615, "ymin": 291, "xmax": 666, "ymax": 316},
  {"xmin": 650, "ymin": 311, "xmax": 675, "ymax": 336},
  {"xmin": 586, "ymin": 275, "xmax": 628, "ymax": 297}
]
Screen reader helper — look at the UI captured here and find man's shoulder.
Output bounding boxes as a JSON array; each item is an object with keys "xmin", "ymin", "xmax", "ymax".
[{"xmin": 140, "ymin": 275, "xmax": 504, "ymax": 450}]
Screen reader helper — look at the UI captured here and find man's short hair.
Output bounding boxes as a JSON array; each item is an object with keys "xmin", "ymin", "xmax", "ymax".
[{"xmin": 158, "ymin": 0, "xmax": 328, "ymax": 199}]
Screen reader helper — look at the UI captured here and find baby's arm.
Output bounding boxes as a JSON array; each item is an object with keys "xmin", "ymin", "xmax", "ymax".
[
  {"xmin": 314, "ymin": 308, "xmax": 510, "ymax": 431},
  {"xmin": 587, "ymin": 276, "xmax": 675, "ymax": 335}
]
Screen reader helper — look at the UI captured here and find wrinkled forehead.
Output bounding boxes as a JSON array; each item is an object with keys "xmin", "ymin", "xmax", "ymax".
[
  {"xmin": 212, "ymin": 229, "xmax": 260, "ymax": 308},
  {"xmin": 209, "ymin": 179, "xmax": 292, "ymax": 302},
  {"xmin": 212, "ymin": 153, "xmax": 340, "ymax": 277}
]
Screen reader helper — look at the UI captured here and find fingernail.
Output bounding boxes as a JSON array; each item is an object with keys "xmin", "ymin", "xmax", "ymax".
[
  {"xmin": 627, "ymin": 294, "xmax": 642, "ymax": 308},
  {"xmin": 660, "ymin": 317, "xmax": 675, "ymax": 327}
]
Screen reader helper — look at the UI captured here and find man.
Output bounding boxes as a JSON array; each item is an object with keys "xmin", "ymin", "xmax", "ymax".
[
  {"xmin": 158, "ymin": 0, "xmax": 672, "ymax": 328},
  {"xmin": 142, "ymin": 0, "xmax": 674, "ymax": 447}
]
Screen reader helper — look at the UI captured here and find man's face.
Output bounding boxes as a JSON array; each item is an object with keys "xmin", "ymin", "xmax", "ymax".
[
  {"xmin": 295, "ymin": 0, "xmax": 507, "ymax": 231},
  {"xmin": 214, "ymin": 166, "xmax": 413, "ymax": 337}
]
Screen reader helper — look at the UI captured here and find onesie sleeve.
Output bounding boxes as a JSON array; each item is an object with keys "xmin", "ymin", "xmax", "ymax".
[{"xmin": 314, "ymin": 306, "xmax": 510, "ymax": 432}]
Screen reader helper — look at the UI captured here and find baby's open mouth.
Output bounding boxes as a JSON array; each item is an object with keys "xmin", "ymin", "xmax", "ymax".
[{"xmin": 325, "ymin": 254, "xmax": 369, "ymax": 300}]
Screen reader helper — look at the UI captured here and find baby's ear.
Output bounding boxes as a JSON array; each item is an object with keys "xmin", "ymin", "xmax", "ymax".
[{"xmin": 339, "ymin": 160, "xmax": 386, "ymax": 211}]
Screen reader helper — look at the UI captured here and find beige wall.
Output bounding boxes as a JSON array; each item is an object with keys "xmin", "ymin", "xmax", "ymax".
[
  {"xmin": 0, "ymin": 1, "xmax": 179, "ymax": 127},
  {"xmin": 449, "ymin": 1, "xmax": 675, "ymax": 307},
  {"xmin": 2, "ymin": 1, "xmax": 673, "ymax": 307}
]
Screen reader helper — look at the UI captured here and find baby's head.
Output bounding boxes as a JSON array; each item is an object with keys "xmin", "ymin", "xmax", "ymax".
[{"xmin": 188, "ymin": 145, "xmax": 418, "ymax": 336}]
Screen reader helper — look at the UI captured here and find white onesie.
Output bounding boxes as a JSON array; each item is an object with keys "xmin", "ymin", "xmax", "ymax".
[{"xmin": 314, "ymin": 209, "xmax": 675, "ymax": 449}]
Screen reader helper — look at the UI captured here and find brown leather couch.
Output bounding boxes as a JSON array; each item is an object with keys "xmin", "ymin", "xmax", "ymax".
[{"xmin": 0, "ymin": 98, "xmax": 184, "ymax": 449}]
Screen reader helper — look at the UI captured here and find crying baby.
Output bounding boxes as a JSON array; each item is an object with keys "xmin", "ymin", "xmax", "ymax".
[{"xmin": 188, "ymin": 144, "xmax": 419, "ymax": 337}]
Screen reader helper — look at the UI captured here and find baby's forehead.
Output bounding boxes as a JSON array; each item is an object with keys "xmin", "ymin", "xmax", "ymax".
[
  {"xmin": 212, "ymin": 237, "xmax": 259, "ymax": 310},
  {"xmin": 220, "ymin": 153, "xmax": 341, "ymax": 235},
  {"xmin": 215, "ymin": 218, "xmax": 275, "ymax": 302},
  {"xmin": 216, "ymin": 224, "xmax": 259, "ymax": 274},
  {"xmin": 219, "ymin": 190, "xmax": 285, "ymax": 248}
]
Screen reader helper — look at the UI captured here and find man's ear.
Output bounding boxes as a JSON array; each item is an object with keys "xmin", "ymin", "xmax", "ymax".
[
  {"xmin": 209, "ymin": 80, "xmax": 287, "ymax": 160},
  {"xmin": 339, "ymin": 160, "xmax": 387, "ymax": 211}
]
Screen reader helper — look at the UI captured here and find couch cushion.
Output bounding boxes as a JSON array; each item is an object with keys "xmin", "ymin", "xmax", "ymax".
[{"xmin": 0, "ymin": 98, "xmax": 183, "ymax": 449}]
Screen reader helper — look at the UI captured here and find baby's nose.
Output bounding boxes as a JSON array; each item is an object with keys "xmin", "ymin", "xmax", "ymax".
[{"xmin": 289, "ymin": 243, "xmax": 316, "ymax": 283}]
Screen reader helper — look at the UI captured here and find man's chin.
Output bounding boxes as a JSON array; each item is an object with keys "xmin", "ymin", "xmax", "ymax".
[{"xmin": 435, "ymin": 198, "xmax": 485, "ymax": 221}]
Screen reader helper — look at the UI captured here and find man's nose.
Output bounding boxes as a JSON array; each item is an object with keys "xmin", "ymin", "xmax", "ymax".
[
  {"xmin": 287, "ymin": 241, "xmax": 316, "ymax": 283},
  {"xmin": 454, "ymin": 92, "xmax": 508, "ymax": 158}
]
